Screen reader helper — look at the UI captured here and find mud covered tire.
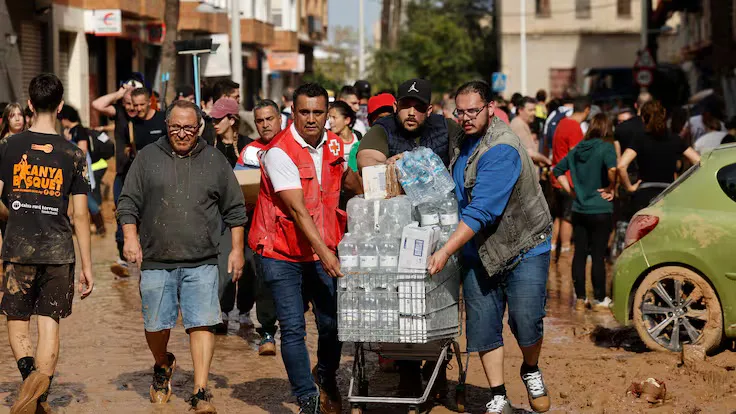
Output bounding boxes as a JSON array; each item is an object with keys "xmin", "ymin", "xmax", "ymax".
[{"xmin": 632, "ymin": 266, "xmax": 723, "ymax": 353}]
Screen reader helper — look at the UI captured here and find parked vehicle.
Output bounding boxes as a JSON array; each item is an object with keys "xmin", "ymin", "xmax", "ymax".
[{"xmin": 611, "ymin": 144, "xmax": 736, "ymax": 353}]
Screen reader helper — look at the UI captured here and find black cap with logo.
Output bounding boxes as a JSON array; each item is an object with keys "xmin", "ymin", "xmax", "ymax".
[{"xmin": 397, "ymin": 78, "xmax": 432, "ymax": 105}]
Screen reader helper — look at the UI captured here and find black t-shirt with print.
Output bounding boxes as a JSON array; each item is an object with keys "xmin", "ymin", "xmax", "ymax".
[
  {"xmin": 114, "ymin": 105, "xmax": 166, "ymax": 177},
  {"xmin": 131, "ymin": 110, "xmax": 167, "ymax": 151},
  {"xmin": 0, "ymin": 131, "xmax": 90, "ymax": 264}
]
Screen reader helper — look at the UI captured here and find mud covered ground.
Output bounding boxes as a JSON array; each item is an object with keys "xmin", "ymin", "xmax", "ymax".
[{"xmin": 0, "ymin": 216, "xmax": 735, "ymax": 413}]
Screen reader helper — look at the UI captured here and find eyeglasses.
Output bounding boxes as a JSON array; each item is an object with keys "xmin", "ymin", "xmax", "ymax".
[
  {"xmin": 453, "ymin": 107, "xmax": 487, "ymax": 120},
  {"xmin": 168, "ymin": 125, "xmax": 198, "ymax": 135}
]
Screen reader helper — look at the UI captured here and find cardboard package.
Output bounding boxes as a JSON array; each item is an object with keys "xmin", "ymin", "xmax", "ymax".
[
  {"xmin": 398, "ymin": 223, "xmax": 440, "ymax": 273},
  {"xmin": 235, "ymin": 169, "xmax": 261, "ymax": 205},
  {"xmin": 362, "ymin": 164, "xmax": 402, "ymax": 200}
]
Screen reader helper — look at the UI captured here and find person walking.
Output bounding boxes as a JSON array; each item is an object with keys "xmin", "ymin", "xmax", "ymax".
[
  {"xmin": 1, "ymin": 74, "xmax": 94, "ymax": 414},
  {"xmin": 0, "ymin": 103, "xmax": 26, "ymax": 140},
  {"xmin": 234, "ymin": 99, "xmax": 282, "ymax": 357},
  {"xmin": 117, "ymin": 100, "xmax": 247, "ymax": 413},
  {"xmin": 428, "ymin": 80, "xmax": 553, "ymax": 414},
  {"xmin": 553, "ymin": 114, "xmax": 618, "ymax": 311},
  {"xmin": 618, "ymin": 100, "xmax": 701, "ymax": 217},
  {"xmin": 550, "ymin": 97, "xmax": 591, "ymax": 257},
  {"xmin": 248, "ymin": 83, "xmax": 362, "ymax": 414},
  {"xmin": 211, "ymin": 97, "xmax": 251, "ymax": 168}
]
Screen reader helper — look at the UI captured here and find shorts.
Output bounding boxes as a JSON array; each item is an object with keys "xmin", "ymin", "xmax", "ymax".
[
  {"xmin": 1, "ymin": 262, "xmax": 75, "ymax": 319},
  {"xmin": 462, "ymin": 252, "xmax": 549, "ymax": 353},
  {"xmin": 551, "ymin": 187, "xmax": 573, "ymax": 222},
  {"xmin": 140, "ymin": 264, "xmax": 222, "ymax": 332}
]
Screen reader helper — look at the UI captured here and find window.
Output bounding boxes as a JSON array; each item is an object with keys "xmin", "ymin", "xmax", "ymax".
[
  {"xmin": 717, "ymin": 163, "xmax": 736, "ymax": 202},
  {"xmin": 576, "ymin": 0, "xmax": 591, "ymax": 19},
  {"xmin": 617, "ymin": 0, "xmax": 631, "ymax": 17},
  {"xmin": 536, "ymin": 0, "xmax": 551, "ymax": 17}
]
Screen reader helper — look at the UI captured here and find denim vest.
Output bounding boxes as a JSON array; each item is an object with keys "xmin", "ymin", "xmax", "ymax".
[
  {"xmin": 450, "ymin": 116, "xmax": 552, "ymax": 276},
  {"xmin": 377, "ymin": 114, "xmax": 451, "ymax": 166}
]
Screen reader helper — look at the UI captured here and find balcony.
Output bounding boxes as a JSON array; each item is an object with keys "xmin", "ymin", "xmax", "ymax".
[
  {"xmin": 179, "ymin": 2, "xmax": 228, "ymax": 33},
  {"xmin": 241, "ymin": 18, "xmax": 275, "ymax": 47},
  {"xmin": 74, "ymin": 0, "xmax": 162, "ymax": 20},
  {"xmin": 271, "ymin": 29, "xmax": 299, "ymax": 52}
]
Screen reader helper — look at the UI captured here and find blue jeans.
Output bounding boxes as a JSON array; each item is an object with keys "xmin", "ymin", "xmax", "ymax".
[
  {"xmin": 462, "ymin": 251, "xmax": 550, "ymax": 353},
  {"xmin": 140, "ymin": 264, "xmax": 222, "ymax": 332},
  {"xmin": 260, "ymin": 256, "xmax": 341, "ymax": 399},
  {"xmin": 114, "ymin": 175, "xmax": 124, "ymax": 259}
]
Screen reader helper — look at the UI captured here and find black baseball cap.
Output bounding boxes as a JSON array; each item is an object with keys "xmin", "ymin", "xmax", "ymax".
[
  {"xmin": 354, "ymin": 80, "xmax": 371, "ymax": 99},
  {"xmin": 176, "ymin": 84, "xmax": 195, "ymax": 98},
  {"xmin": 397, "ymin": 78, "xmax": 431, "ymax": 105}
]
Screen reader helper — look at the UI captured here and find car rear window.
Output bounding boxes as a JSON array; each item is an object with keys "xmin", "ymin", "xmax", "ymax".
[
  {"xmin": 717, "ymin": 163, "xmax": 736, "ymax": 202},
  {"xmin": 650, "ymin": 163, "xmax": 700, "ymax": 205}
]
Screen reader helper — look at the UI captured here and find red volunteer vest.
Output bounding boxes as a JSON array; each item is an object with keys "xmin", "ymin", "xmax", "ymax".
[{"xmin": 248, "ymin": 127, "xmax": 347, "ymax": 262}]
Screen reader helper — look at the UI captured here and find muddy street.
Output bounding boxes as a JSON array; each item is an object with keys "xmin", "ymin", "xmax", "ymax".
[{"xmin": 0, "ymin": 230, "xmax": 735, "ymax": 414}]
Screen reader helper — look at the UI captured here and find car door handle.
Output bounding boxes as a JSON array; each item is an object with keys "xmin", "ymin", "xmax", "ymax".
[{"xmin": 726, "ymin": 273, "xmax": 736, "ymax": 281}]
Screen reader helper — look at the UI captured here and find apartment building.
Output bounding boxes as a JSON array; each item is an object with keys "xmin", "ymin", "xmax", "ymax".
[{"xmin": 500, "ymin": 0, "xmax": 657, "ymax": 98}]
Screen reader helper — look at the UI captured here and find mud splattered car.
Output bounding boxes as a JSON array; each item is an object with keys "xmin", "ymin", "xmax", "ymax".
[{"xmin": 611, "ymin": 144, "xmax": 736, "ymax": 353}]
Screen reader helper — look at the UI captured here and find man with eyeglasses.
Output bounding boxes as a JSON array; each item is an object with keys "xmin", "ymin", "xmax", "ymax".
[
  {"xmin": 427, "ymin": 80, "xmax": 553, "ymax": 414},
  {"xmin": 117, "ymin": 100, "xmax": 247, "ymax": 413},
  {"xmin": 357, "ymin": 78, "xmax": 463, "ymax": 171}
]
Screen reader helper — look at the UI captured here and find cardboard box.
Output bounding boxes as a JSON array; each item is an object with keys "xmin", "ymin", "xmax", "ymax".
[
  {"xmin": 398, "ymin": 223, "xmax": 440, "ymax": 273},
  {"xmin": 235, "ymin": 169, "xmax": 261, "ymax": 205},
  {"xmin": 362, "ymin": 164, "xmax": 388, "ymax": 200}
]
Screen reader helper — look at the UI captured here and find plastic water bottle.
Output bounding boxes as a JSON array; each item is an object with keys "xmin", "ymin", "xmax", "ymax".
[
  {"xmin": 347, "ymin": 196, "xmax": 375, "ymax": 233},
  {"xmin": 439, "ymin": 192, "xmax": 459, "ymax": 228},
  {"xmin": 378, "ymin": 234, "xmax": 400, "ymax": 271},
  {"xmin": 338, "ymin": 233, "xmax": 359, "ymax": 273},
  {"xmin": 359, "ymin": 234, "xmax": 379, "ymax": 271},
  {"xmin": 418, "ymin": 201, "xmax": 440, "ymax": 227}
]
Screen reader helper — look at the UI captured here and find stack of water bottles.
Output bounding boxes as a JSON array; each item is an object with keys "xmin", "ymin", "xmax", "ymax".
[
  {"xmin": 395, "ymin": 147, "xmax": 455, "ymax": 206},
  {"xmin": 337, "ymin": 190, "xmax": 461, "ymax": 343}
]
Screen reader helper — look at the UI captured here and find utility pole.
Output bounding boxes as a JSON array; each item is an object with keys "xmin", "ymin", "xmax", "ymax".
[
  {"xmin": 359, "ymin": 0, "xmax": 365, "ymax": 78},
  {"xmin": 520, "ymin": 0, "xmax": 527, "ymax": 95},
  {"xmin": 381, "ymin": 0, "xmax": 391, "ymax": 49},
  {"xmin": 640, "ymin": 0, "xmax": 648, "ymax": 51},
  {"xmin": 231, "ymin": 0, "xmax": 243, "ymax": 101}
]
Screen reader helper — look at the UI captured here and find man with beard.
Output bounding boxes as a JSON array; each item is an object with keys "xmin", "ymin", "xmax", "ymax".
[{"xmin": 357, "ymin": 78, "xmax": 463, "ymax": 170}]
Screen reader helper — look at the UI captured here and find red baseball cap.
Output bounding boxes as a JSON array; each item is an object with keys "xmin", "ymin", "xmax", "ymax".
[
  {"xmin": 210, "ymin": 97, "xmax": 239, "ymax": 119},
  {"xmin": 368, "ymin": 93, "xmax": 396, "ymax": 116}
]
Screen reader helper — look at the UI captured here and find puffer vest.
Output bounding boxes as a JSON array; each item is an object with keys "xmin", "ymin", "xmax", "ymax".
[
  {"xmin": 377, "ymin": 113, "xmax": 451, "ymax": 166},
  {"xmin": 450, "ymin": 116, "xmax": 552, "ymax": 276}
]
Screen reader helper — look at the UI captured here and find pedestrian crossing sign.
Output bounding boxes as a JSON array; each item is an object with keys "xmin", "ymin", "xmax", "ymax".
[{"xmin": 492, "ymin": 72, "xmax": 507, "ymax": 93}]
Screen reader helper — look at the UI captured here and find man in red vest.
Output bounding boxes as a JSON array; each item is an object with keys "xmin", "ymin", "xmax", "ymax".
[{"xmin": 249, "ymin": 83, "xmax": 362, "ymax": 414}]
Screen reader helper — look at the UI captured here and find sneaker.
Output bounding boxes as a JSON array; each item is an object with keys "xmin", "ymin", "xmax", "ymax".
[
  {"xmin": 311, "ymin": 366, "xmax": 341, "ymax": 414},
  {"xmin": 110, "ymin": 260, "xmax": 130, "ymax": 278},
  {"xmin": 186, "ymin": 388, "xmax": 217, "ymax": 413},
  {"xmin": 239, "ymin": 313, "xmax": 254, "ymax": 328},
  {"xmin": 297, "ymin": 395, "xmax": 320, "ymax": 414},
  {"xmin": 574, "ymin": 299, "xmax": 586, "ymax": 312},
  {"xmin": 10, "ymin": 371, "xmax": 50, "ymax": 414},
  {"xmin": 149, "ymin": 353, "xmax": 176, "ymax": 404},
  {"xmin": 521, "ymin": 369, "xmax": 551, "ymax": 412},
  {"xmin": 592, "ymin": 297, "xmax": 612, "ymax": 312},
  {"xmin": 485, "ymin": 395, "xmax": 513, "ymax": 414},
  {"xmin": 258, "ymin": 333, "xmax": 276, "ymax": 356}
]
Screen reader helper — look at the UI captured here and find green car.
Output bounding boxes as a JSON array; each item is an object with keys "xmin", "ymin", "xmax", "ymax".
[{"xmin": 612, "ymin": 144, "xmax": 736, "ymax": 353}]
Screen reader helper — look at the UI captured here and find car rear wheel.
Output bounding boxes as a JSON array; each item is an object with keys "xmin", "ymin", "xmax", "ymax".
[{"xmin": 632, "ymin": 266, "xmax": 723, "ymax": 353}]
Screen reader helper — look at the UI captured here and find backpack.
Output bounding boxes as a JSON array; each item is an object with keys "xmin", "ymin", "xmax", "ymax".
[{"xmin": 87, "ymin": 129, "xmax": 115, "ymax": 163}]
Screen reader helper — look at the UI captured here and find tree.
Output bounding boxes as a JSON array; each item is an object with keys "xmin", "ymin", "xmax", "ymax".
[
  {"xmin": 381, "ymin": 0, "xmax": 391, "ymax": 50},
  {"xmin": 160, "ymin": 0, "xmax": 180, "ymax": 105}
]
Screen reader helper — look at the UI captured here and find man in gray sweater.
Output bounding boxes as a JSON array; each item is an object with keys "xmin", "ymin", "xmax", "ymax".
[{"xmin": 117, "ymin": 100, "xmax": 247, "ymax": 413}]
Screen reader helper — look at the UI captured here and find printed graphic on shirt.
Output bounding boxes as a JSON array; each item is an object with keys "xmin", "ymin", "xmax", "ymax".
[{"xmin": 12, "ymin": 154, "xmax": 64, "ymax": 199}]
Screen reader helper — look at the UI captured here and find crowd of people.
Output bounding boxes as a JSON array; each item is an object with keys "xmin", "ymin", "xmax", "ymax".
[{"xmin": 0, "ymin": 69, "xmax": 734, "ymax": 414}]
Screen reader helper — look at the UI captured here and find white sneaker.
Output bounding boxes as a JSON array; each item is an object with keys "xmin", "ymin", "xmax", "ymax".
[
  {"xmin": 239, "ymin": 313, "xmax": 254, "ymax": 327},
  {"xmin": 485, "ymin": 395, "xmax": 513, "ymax": 414},
  {"xmin": 593, "ymin": 297, "xmax": 612, "ymax": 312}
]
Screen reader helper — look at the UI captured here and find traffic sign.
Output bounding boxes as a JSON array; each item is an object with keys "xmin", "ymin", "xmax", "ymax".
[
  {"xmin": 635, "ymin": 49, "xmax": 655, "ymax": 69},
  {"xmin": 635, "ymin": 69, "xmax": 653, "ymax": 87},
  {"xmin": 492, "ymin": 72, "xmax": 507, "ymax": 93}
]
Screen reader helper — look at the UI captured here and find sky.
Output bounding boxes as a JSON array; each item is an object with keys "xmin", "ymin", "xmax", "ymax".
[{"xmin": 328, "ymin": 0, "xmax": 381, "ymax": 46}]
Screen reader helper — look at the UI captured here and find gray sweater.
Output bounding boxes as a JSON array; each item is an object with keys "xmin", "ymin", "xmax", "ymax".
[{"xmin": 117, "ymin": 137, "xmax": 247, "ymax": 270}]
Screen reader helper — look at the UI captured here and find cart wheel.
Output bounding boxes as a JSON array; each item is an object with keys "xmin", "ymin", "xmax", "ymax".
[
  {"xmin": 455, "ymin": 386, "xmax": 466, "ymax": 413},
  {"xmin": 351, "ymin": 405, "xmax": 363, "ymax": 414}
]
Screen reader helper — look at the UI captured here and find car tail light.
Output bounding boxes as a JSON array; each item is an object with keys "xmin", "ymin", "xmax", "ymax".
[{"xmin": 624, "ymin": 215, "xmax": 659, "ymax": 249}]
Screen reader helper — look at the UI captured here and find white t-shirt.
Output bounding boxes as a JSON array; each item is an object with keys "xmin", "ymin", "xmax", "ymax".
[
  {"xmin": 694, "ymin": 131, "xmax": 728, "ymax": 154},
  {"xmin": 262, "ymin": 124, "xmax": 346, "ymax": 192},
  {"xmin": 325, "ymin": 118, "xmax": 368, "ymax": 136},
  {"xmin": 343, "ymin": 133, "xmax": 358, "ymax": 160}
]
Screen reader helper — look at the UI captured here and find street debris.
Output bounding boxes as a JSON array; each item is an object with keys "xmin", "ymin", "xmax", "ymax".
[{"xmin": 627, "ymin": 378, "xmax": 667, "ymax": 404}]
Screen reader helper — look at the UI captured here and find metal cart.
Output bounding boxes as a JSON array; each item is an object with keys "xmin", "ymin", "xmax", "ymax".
[{"xmin": 337, "ymin": 260, "xmax": 468, "ymax": 413}]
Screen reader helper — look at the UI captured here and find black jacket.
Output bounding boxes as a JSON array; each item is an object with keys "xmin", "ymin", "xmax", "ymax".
[{"xmin": 117, "ymin": 136, "xmax": 247, "ymax": 269}]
